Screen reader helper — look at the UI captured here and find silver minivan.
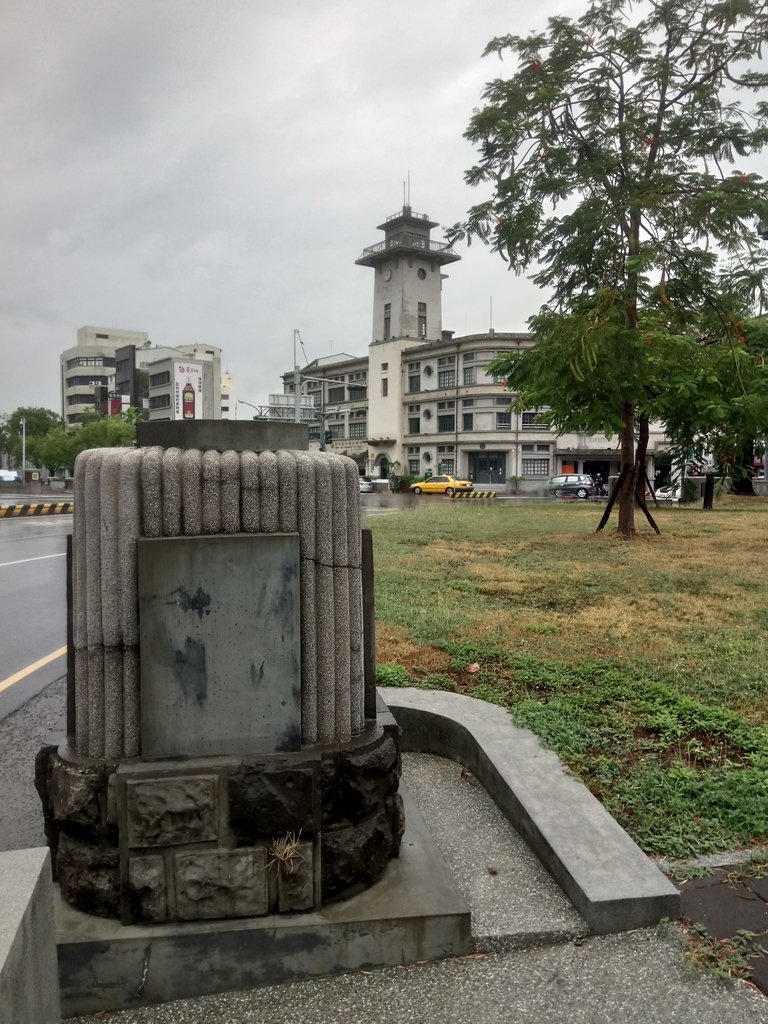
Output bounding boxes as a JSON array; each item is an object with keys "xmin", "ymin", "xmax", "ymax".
[{"xmin": 546, "ymin": 474, "xmax": 595, "ymax": 499}]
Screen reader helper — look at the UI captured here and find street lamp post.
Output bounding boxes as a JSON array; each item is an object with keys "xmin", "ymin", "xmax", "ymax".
[
  {"xmin": 293, "ymin": 329, "xmax": 301, "ymax": 424},
  {"xmin": 20, "ymin": 417, "xmax": 26, "ymax": 481}
]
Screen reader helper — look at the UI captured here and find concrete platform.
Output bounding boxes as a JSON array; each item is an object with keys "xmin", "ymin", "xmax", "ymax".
[
  {"xmin": 381, "ymin": 687, "xmax": 680, "ymax": 933},
  {"xmin": 56, "ymin": 785, "xmax": 471, "ymax": 1018}
]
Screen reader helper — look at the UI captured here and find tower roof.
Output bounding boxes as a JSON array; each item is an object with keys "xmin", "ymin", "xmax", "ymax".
[{"xmin": 355, "ymin": 204, "xmax": 460, "ymax": 268}]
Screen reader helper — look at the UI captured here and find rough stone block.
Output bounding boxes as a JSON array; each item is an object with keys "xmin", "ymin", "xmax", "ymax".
[
  {"xmin": 229, "ymin": 765, "xmax": 317, "ymax": 842},
  {"xmin": 124, "ymin": 776, "xmax": 219, "ymax": 848},
  {"xmin": 277, "ymin": 840, "xmax": 315, "ymax": 912},
  {"xmin": 322, "ymin": 805, "xmax": 395, "ymax": 901},
  {"xmin": 175, "ymin": 849, "xmax": 268, "ymax": 921},
  {"xmin": 322, "ymin": 729, "xmax": 399, "ymax": 827},
  {"xmin": 45, "ymin": 748, "xmax": 109, "ymax": 835},
  {"xmin": 57, "ymin": 832, "xmax": 120, "ymax": 919},
  {"xmin": 125, "ymin": 855, "xmax": 167, "ymax": 923}
]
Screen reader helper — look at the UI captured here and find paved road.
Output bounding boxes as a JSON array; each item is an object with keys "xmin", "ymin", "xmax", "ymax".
[{"xmin": 0, "ymin": 514, "xmax": 69, "ymax": 720}]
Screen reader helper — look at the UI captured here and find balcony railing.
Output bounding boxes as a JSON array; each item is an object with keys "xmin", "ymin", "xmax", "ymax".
[{"xmin": 358, "ymin": 236, "xmax": 458, "ymax": 260}]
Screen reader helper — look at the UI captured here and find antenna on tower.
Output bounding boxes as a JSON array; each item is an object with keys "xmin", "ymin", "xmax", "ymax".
[
  {"xmin": 490, "ymin": 296, "xmax": 494, "ymax": 332},
  {"xmin": 407, "ymin": 170, "xmax": 411, "ymax": 206}
]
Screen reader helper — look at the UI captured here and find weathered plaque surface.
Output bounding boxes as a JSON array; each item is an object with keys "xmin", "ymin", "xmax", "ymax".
[{"xmin": 138, "ymin": 534, "xmax": 301, "ymax": 757}]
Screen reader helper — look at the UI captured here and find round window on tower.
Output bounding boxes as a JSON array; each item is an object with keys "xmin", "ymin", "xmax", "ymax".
[{"xmin": 417, "ymin": 268, "xmax": 427, "ymax": 280}]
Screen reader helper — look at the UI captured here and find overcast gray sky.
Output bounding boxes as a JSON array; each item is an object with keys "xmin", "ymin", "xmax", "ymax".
[{"xmin": 1, "ymin": 0, "xmax": 579, "ymax": 417}]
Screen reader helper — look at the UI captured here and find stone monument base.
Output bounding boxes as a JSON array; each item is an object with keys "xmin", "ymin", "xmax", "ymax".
[
  {"xmin": 55, "ymin": 785, "xmax": 471, "ymax": 1018},
  {"xmin": 36, "ymin": 709, "xmax": 404, "ymax": 925}
]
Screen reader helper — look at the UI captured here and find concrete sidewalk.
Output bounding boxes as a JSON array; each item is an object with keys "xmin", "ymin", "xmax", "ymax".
[{"xmin": 2, "ymin": 681, "xmax": 767, "ymax": 1023}]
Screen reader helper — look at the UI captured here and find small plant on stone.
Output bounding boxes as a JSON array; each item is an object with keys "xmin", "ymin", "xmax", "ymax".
[
  {"xmin": 268, "ymin": 831, "xmax": 304, "ymax": 875},
  {"xmin": 666, "ymin": 863, "xmax": 710, "ymax": 882},
  {"xmin": 683, "ymin": 923, "xmax": 767, "ymax": 981}
]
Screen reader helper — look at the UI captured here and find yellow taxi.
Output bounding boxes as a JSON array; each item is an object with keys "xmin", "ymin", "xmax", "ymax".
[{"xmin": 409, "ymin": 474, "xmax": 473, "ymax": 495}]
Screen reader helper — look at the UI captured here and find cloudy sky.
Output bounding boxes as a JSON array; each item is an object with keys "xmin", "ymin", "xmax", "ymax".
[{"xmin": 1, "ymin": 0, "xmax": 585, "ymax": 417}]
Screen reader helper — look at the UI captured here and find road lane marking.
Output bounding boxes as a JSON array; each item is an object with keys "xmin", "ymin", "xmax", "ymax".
[
  {"xmin": 0, "ymin": 646, "xmax": 67, "ymax": 693},
  {"xmin": 0, "ymin": 552, "xmax": 66, "ymax": 568}
]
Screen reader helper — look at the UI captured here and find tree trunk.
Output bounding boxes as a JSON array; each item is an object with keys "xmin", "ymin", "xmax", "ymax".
[{"xmin": 617, "ymin": 399, "xmax": 636, "ymax": 537}]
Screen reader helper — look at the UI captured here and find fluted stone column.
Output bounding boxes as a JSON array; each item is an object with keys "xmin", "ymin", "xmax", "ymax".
[{"xmin": 70, "ymin": 446, "xmax": 364, "ymax": 759}]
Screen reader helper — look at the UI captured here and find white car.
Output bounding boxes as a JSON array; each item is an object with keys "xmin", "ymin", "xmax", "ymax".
[
  {"xmin": 0, "ymin": 470, "xmax": 21, "ymax": 483},
  {"xmin": 654, "ymin": 484, "xmax": 681, "ymax": 502},
  {"xmin": 359, "ymin": 476, "xmax": 374, "ymax": 493}
]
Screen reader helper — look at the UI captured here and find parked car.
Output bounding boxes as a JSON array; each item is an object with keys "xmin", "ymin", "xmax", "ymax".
[
  {"xmin": 546, "ymin": 474, "xmax": 595, "ymax": 499},
  {"xmin": 654, "ymin": 484, "xmax": 681, "ymax": 502},
  {"xmin": 409, "ymin": 475, "xmax": 473, "ymax": 495},
  {"xmin": 359, "ymin": 476, "xmax": 374, "ymax": 493},
  {"xmin": 0, "ymin": 470, "xmax": 21, "ymax": 483}
]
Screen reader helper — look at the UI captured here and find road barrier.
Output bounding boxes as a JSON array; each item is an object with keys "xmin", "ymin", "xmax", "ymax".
[
  {"xmin": 0, "ymin": 501, "xmax": 74, "ymax": 518},
  {"xmin": 451, "ymin": 491, "xmax": 496, "ymax": 500}
]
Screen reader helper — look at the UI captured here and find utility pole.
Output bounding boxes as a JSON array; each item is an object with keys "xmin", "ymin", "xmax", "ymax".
[
  {"xmin": 20, "ymin": 417, "xmax": 26, "ymax": 481},
  {"xmin": 293, "ymin": 329, "xmax": 301, "ymax": 423}
]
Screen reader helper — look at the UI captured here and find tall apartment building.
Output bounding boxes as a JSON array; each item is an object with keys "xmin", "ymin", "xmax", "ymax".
[
  {"xmin": 62, "ymin": 330, "xmax": 226, "ymax": 425},
  {"xmin": 60, "ymin": 326, "xmax": 149, "ymax": 427},
  {"xmin": 279, "ymin": 204, "xmax": 671, "ymax": 491}
]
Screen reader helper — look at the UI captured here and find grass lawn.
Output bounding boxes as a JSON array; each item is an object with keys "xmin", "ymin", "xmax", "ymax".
[{"xmin": 370, "ymin": 496, "xmax": 768, "ymax": 860}]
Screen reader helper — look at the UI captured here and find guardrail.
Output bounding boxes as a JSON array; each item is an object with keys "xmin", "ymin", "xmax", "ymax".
[{"xmin": 0, "ymin": 501, "xmax": 74, "ymax": 518}]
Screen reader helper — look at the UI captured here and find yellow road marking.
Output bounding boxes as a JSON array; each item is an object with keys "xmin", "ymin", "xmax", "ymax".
[{"xmin": 0, "ymin": 646, "xmax": 67, "ymax": 693}]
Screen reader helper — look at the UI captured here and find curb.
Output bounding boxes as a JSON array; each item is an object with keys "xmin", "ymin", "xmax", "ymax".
[
  {"xmin": 379, "ymin": 686, "xmax": 680, "ymax": 934},
  {"xmin": 0, "ymin": 502, "xmax": 74, "ymax": 518}
]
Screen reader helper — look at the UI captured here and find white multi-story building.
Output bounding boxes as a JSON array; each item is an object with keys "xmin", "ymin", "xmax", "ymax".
[
  {"xmin": 62, "ymin": 329, "xmax": 227, "ymax": 425},
  {"xmin": 280, "ymin": 205, "xmax": 671, "ymax": 491},
  {"xmin": 60, "ymin": 326, "xmax": 149, "ymax": 427}
]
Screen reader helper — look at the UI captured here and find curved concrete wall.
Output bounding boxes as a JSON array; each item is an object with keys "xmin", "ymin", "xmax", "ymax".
[{"xmin": 72, "ymin": 447, "xmax": 364, "ymax": 759}]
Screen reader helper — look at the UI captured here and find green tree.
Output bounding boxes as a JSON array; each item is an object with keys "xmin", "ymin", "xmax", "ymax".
[
  {"xmin": 452, "ymin": 0, "xmax": 768, "ymax": 536},
  {"xmin": 32, "ymin": 428, "xmax": 75, "ymax": 477},
  {"xmin": 30, "ymin": 410, "xmax": 137, "ymax": 475},
  {"xmin": 0, "ymin": 407, "xmax": 62, "ymax": 470}
]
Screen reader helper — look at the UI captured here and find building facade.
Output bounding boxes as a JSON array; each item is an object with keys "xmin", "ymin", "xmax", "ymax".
[
  {"xmin": 61, "ymin": 326, "xmax": 149, "ymax": 427},
  {"xmin": 62, "ymin": 329, "xmax": 226, "ymax": 425},
  {"xmin": 278, "ymin": 205, "xmax": 671, "ymax": 491}
]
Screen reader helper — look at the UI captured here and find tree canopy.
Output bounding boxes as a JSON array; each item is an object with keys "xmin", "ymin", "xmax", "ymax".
[
  {"xmin": 451, "ymin": 0, "xmax": 768, "ymax": 534},
  {"xmin": 0, "ymin": 407, "xmax": 62, "ymax": 469}
]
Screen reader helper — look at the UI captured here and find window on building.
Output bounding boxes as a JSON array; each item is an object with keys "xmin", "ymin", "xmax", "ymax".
[
  {"xmin": 522, "ymin": 411, "xmax": 542, "ymax": 430},
  {"xmin": 328, "ymin": 386, "xmax": 345, "ymax": 403},
  {"xmin": 496, "ymin": 412, "xmax": 512, "ymax": 430},
  {"xmin": 521, "ymin": 457, "xmax": 550, "ymax": 476},
  {"xmin": 67, "ymin": 394, "xmax": 98, "ymax": 406},
  {"xmin": 438, "ymin": 356, "xmax": 456, "ymax": 366},
  {"xmin": 463, "ymin": 412, "xmax": 474, "ymax": 430},
  {"xmin": 437, "ymin": 414, "xmax": 455, "ymax": 432},
  {"xmin": 382, "ymin": 378, "xmax": 388, "ymax": 397},
  {"xmin": 382, "ymin": 363, "xmax": 388, "ymax": 370},
  {"xmin": 95, "ymin": 333, "xmax": 109, "ymax": 339},
  {"xmin": 308, "ymin": 425, "xmax": 321, "ymax": 440},
  {"xmin": 383, "ymin": 305, "xmax": 391, "ymax": 340},
  {"xmin": 148, "ymin": 395, "xmax": 171, "ymax": 409},
  {"xmin": 329, "ymin": 423, "xmax": 344, "ymax": 440},
  {"xmin": 437, "ymin": 400, "xmax": 455, "ymax": 410},
  {"xmin": 438, "ymin": 369, "xmax": 456, "ymax": 388},
  {"xmin": 349, "ymin": 421, "xmax": 366, "ymax": 438},
  {"xmin": 409, "ymin": 459, "xmax": 420, "ymax": 475},
  {"xmin": 66, "ymin": 356, "xmax": 116, "ymax": 369},
  {"xmin": 418, "ymin": 302, "xmax": 427, "ymax": 338},
  {"xmin": 463, "ymin": 352, "xmax": 475, "ymax": 362},
  {"xmin": 408, "ymin": 373, "xmax": 421, "ymax": 393},
  {"xmin": 149, "ymin": 370, "xmax": 171, "ymax": 388},
  {"xmin": 67, "ymin": 375, "xmax": 109, "ymax": 387},
  {"xmin": 462, "ymin": 398, "xmax": 474, "ymax": 407},
  {"xmin": 408, "ymin": 416, "xmax": 420, "ymax": 433},
  {"xmin": 463, "ymin": 367, "xmax": 476, "ymax": 385}
]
